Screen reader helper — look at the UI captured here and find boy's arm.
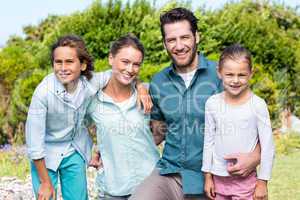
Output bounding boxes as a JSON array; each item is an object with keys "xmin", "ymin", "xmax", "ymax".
[
  {"xmin": 136, "ymin": 80, "xmax": 153, "ymax": 114},
  {"xmin": 33, "ymin": 159, "xmax": 56, "ymax": 200},
  {"xmin": 26, "ymin": 88, "xmax": 55, "ymax": 200}
]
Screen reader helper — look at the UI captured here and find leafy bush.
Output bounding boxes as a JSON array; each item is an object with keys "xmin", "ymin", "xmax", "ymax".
[{"xmin": 0, "ymin": 0, "xmax": 299, "ymax": 144}]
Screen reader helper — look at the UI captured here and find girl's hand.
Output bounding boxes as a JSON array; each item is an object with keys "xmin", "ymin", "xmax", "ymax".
[
  {"xmin": 254, "ymin": 180, "xmax": 268, "ymax": 200},
  {"xmin": 136, "ymin": 83, "xmax": 153, "ymax": 114},
  {"xmin": 204, "ymin": 173, "xmax": 216, "ymax": 200},
  {"xmin": 89, "ymin": 152, "xmax": 103, "ymax": 170},
  {"xmin": 38, "ymin": 182, "xmax": 56, "ymax": 200}
]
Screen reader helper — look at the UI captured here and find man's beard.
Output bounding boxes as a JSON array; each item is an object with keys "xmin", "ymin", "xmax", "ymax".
[{"xmin": 167, "ymin": 43, "xmax": 198, "ymax": 69}]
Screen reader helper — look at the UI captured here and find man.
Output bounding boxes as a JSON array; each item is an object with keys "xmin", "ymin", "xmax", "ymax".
[{"xmin": 129, "ymin": 7, "xmax": 260, "ymax": 200}]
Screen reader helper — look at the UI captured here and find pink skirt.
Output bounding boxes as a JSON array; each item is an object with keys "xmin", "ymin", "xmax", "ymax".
[{"xmin": 213, "ymin": 171, "xmax": 257, "ymax": 200}]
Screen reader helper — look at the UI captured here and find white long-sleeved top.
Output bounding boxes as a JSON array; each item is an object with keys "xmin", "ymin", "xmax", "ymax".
[{"xmin": 201, "ymin": 93, "xmax": 275, "ymax": 180}]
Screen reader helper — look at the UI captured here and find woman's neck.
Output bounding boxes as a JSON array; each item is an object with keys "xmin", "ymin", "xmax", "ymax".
[{"xmin": 103, "ymin": 77, "xmax": 132, "ymax": 102}]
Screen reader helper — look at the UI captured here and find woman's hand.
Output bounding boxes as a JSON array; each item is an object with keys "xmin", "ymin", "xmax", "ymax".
[{"xmin": 89, "ymin": 151, "xmax": 103, "ymax": 170}]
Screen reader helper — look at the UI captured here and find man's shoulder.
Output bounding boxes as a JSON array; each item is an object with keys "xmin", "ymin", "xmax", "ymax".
[{"xmin": 151, "ymin": 66, "xmax": 171, "ymax": 83}]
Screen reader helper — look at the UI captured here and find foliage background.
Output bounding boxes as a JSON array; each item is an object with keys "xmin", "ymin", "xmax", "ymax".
[{"xmin": 0, "ymin": 0, "xmax": 299, "ymax": 144}]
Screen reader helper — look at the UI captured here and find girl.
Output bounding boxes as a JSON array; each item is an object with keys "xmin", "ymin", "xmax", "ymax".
[
  {"xmin": 26, "ymin": 35, "xmax": 151, "ymax": 200},
  {"xmin": 86, "ymin": 34, "xmax": 160, "ymax": 200},
  {"xmin": 202, "ymin": 44, "xmax": 275, "ymax": 200}
]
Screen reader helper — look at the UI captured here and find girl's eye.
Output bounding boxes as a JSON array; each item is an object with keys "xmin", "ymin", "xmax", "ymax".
[
  {"xmin": 133, "ymin": 63, "xmax": 141, "ymax": 68},
  {"xmin": 122, "ymin": 60, "xmax": 130, "ymax": 64}
]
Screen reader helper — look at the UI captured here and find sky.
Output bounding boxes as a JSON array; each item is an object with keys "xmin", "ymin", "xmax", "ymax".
[{"xmin": 0, "ymin": 0, "xmax": 299, "ymax": 46}]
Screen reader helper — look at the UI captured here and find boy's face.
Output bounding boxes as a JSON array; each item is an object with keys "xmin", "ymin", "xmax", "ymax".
[
  {"xmin": 53, "ymin": 46, "xmax": 85, "ymax": 88},
  {"xmin": 163, "ymin": 20, "xmax": 199, "ymax": 70}
]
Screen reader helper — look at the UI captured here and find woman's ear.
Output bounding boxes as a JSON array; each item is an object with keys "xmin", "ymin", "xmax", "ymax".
[{"xmin": 108, "ymin": 53, "xmax": 114, "ymax": 66}]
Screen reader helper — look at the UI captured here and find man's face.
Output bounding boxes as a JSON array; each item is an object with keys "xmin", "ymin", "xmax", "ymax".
[{"xmin": 163, "ymin": 20, "xmax": 199, "ymax": 70}]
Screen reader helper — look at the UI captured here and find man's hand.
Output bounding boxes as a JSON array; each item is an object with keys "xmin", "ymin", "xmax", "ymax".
[
  {"xmin": 89, "ymin": 151, "xmax": 103, "ymax": 170},
  {"xmin": 204, "ymin": 173, "xmax": 216, "ymax": 200},
  {"xmin": 136, "ymin": 82, "xmax": 153, "ymax": 114},
  {"xmin": 224, "ymin": 152, "xmax": 259, "ymax": 177},
  {"xmin": 224, "ymin": 143, "xmax": 261, "ymax": 177},
  {"xmin": 38, "ymin": 182, "xmax": 56, "ymax": 200},
  {"xmin": 150, "ymin": 120, "xmax": 167, "ymax": 145},
  {"xmin": 254, "ymin": 180, "xmax": 268, "ymax": 200}
]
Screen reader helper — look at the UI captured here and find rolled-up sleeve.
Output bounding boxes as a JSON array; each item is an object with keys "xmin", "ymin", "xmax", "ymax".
[
  {"xmin": 25, "ymin": 88, "xmax": 47, "ymax": 160},
  {"xmin": 90, "ymin": 70, "xmax": 112, "ymax": 90}
]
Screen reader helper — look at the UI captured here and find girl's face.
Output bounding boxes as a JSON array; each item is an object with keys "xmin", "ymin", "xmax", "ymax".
[
  {"xmin": 218, "ymin": 58, "xmax": 252, "ymax": 98},
  {"xmin": 53, "ymin": 46, "xmax": 86, "ymax": 88},
  {"xmin": 109, "ymin": 46, "xmax": 143, "ymax": 86}
]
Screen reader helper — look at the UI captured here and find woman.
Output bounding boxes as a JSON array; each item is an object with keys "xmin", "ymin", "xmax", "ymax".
[{"xmin": 87, "ymin": 33, "xmax": 160, "ymax": 200}]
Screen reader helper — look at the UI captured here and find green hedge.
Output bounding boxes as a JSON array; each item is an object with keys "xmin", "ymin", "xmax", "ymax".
[{"xmin": 0, "ymin": 0, "xmax": 299, "ymax": 144}]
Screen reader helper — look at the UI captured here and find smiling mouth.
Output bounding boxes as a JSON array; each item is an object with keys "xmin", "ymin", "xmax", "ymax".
[
  {"xmin": 175, "ymin": 52, "xmax": 188, "ymax": 58},
  {"xmin": 229, "ymin": 85, "xmax": 241, "ymax": 89},
  {"xmin": 58, "ymin": 73, "xmax": 71, "ymax": 78},
  {"xmin": 122, "ymin": 73, "xmax": 134, "ymax": 80}
]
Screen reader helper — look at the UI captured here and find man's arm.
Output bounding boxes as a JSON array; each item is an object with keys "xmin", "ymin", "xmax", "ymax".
[
  {"xmin": 150, "ymin": 120, "xmax": 167, "ymax": 145},
  {"xmin": 224, "ymin": 142, "xmax": 261, "ymax": 177}
]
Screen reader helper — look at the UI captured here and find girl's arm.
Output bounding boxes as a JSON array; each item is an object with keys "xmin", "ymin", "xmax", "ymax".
[
  {"xmin": 256, "ymin": 99, "xmax": 275, "ymax": 180},
  {"xmin": 201, "ymin": 99, "xmax": 215, "ymax": 173}
]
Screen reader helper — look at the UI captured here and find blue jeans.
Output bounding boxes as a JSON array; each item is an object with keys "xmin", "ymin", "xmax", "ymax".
[{"xmin": 31, "ymin": 151, "xmax": 88, "ymax": 200}]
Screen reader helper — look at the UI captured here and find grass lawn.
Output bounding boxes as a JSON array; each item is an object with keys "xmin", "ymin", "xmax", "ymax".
[
  {"xmin": 0, "ymin": 148, "xmax": 30, "ymax": 180},
  {"xmin": 1, "ymin": 135, "xmax": 300, "ymax": 199},
  {"xmin": 269, "ymin": 149, "xmax": 300, "ymax": 200}
]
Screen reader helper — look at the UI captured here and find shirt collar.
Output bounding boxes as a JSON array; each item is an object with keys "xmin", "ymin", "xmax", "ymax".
[
  {"xmin": 96, "ymin": 86, "xmax": 137, "ymax": 110},
  {"xmin": 168, "ymin": 53, "xmax": 208, "ymax": 76},
  {"xmin": 51, "ymin": 74, "xmax": 96, "ymax": 98}
]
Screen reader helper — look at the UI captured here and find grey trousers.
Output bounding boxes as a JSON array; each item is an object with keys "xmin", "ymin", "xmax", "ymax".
[{"xmin": 129, "ymin": 169, "xmax": 208, "ymax": 200}]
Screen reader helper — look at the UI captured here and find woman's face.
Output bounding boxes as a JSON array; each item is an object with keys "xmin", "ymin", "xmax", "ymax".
[{"xmin": 109, "ymin": 46, "xmax": 143, "ymax": 86}]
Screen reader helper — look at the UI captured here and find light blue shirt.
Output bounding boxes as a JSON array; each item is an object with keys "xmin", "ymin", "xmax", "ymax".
[
  {"xmin": 25, "ymin": 71, "xmax": 111, "ymax": 171},
  {"xmin": 87, "ymin": 88, "xmax": 160, "ymax": 196}
]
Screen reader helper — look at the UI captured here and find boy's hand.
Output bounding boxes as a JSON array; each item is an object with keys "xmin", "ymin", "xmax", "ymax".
[
  {"xmin": 89, "ymin": 152, "xmax": 103, "ymax": 169},
  {"xmin": 136, "ymin": 83, "xmax": 153, "ymax": 114},
  {"xmin": 254, "ymin": 180, "xmax": 268, "ymax": 200},
  {"xmin": 204, "ymin": 173, "xmax": 216, "ymax": 200},
  {"xmin": 38, "ymin": 182, "xmax": 56, "ymax": 200}
]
